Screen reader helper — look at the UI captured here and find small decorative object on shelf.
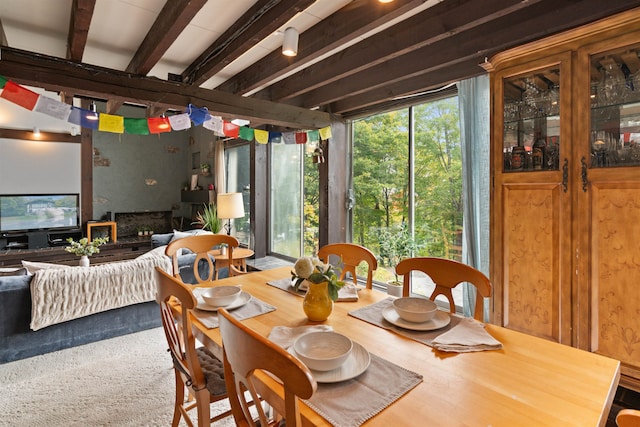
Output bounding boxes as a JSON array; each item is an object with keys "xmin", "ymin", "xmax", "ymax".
[
  {"xmin": 292, "ymin": 257, "xmax": 344, "ymax": 321},
  {"xmin": 200, "ymin": 163, "xmax": 211, "ymax": 176},
  {"xmin": 64, "ymin": 236, "xmax": 109, "ymax": 267}
]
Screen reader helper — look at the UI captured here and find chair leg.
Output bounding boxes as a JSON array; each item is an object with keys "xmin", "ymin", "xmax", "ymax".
[
  {"xmin": 194, "ymin": 389, "xmax": 211, "ymax": 427},
  {"xmin": 172, "ymin": 370, "xmax": 185, "ymax": 427}
]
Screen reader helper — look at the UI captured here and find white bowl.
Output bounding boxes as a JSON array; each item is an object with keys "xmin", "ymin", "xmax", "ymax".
[
  {"xmin": 393, "ymin": 297, "xmax": 437, "ymax": 323},
  {"xmin": 293, "ymin": 331, "xmax": 353, "ymax": 371},
  {"xmin": 202, "ymin": 285, "xmax": 242, "ymax": 307}
]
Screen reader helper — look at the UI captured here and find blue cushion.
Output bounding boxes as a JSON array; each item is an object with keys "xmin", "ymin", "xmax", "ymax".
[
  {"xmin": 0, "ymin": 274, "xmax": 33, "ymax": 292},
  {"xmin": 151, "ymin": 233, "xmax": 173, "ymax": 248},
  {"xmin": 176, "ymin": 253, "xmax": 229, "ymax": 284}
]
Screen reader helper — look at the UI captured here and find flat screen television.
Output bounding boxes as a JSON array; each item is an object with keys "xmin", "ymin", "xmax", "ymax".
[{"xmin": 0, "ymin": 194, "xmax": 80, "ymax": 233}]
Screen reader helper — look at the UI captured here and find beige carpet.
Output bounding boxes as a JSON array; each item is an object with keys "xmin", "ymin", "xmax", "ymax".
[{"xmin": 0, "ymin": 328, "xmax": 235, "ymax": 427}]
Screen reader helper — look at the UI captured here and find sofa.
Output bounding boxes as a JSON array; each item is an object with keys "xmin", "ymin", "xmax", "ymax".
[
  {"xmin": 0, "ymin": 229, "xmax": 226, "ymax": 364},
  {"xmin": 0, "ymin": 267, "xmax": 162, "ymax": 364}
]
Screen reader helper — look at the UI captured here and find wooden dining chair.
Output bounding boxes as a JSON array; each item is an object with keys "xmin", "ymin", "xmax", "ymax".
[
  {"xmin": 218, "ymin": 308, "xmax": 317, "ymax": 427},
  {"xmin": 395, "ymin": 257, "xmax": 492, "ymax": 321},
  {"xmin": 155, "ymin": 267, "xmax": 232, "ymax": 426},
  {"xmin": 165, "ymin": 234, "xmax": 245, "ymax": 284},
  {"xmin": 318, "ymin": 242, "xmax": 378, "ymax": 289},
  {"xmin": 617, "ymin": 409, "xmax": 640, "ymax": 427}
]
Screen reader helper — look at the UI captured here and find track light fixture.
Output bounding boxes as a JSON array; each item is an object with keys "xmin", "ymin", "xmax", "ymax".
[
  {"xmin": 282, "ymin": 27, "xmax": 298, "ymax": 57},
  {"xmin": 33, "ymin": 127, "xmax": 41, "ymax": 136},
  {"xmin": 87, "ymin": 102, "xmax": 99, "ymax": 121}
]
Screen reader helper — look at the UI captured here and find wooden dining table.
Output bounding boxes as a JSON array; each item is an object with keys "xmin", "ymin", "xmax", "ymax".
[{"xmin": 184, "ymin": 266, "xmax": 620, "ymax": 427}]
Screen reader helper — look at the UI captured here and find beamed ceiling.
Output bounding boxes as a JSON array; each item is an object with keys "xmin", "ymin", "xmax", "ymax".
[{"xmin": 0, "ymin": 0, "xmax": 638, "ymax": 130}]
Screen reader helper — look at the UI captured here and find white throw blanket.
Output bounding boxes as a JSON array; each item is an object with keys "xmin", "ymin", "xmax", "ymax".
[{"xmin": 30, "ymin": 256, "xmax": 171, "ymax": 331}]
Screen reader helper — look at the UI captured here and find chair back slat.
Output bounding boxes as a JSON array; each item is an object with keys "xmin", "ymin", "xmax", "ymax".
[
  {"xmin": 617, "ymin": 409, "xmax": 640, "ymax": 427},
  {"xmin": 318, "ymin": 243, "xmax": 378, "ymax": 289},
  {"xmin": 165, "ymin": 234, "xmax": 242, "ymax": 284},
  {"xmin": 218, "ymin": 308, "xmax": 316, "ymax": 427},
  {"xmin": 395, "ymin": 257, "xmax": 491, "ymax": 321}
]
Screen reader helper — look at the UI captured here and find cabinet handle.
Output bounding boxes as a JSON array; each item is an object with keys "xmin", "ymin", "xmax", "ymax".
[
  {"xmin": 581, "ymin": 156, "xmax": 589, "ymax": 192},
  {"xmin": 562, "ymin": 158, "xmax": 568, "ymax": 192}
]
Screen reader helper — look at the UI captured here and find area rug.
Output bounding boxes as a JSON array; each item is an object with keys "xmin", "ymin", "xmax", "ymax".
[{"xmin": 0, "ymin": 328, "xmax": 235, "ymax": 427}]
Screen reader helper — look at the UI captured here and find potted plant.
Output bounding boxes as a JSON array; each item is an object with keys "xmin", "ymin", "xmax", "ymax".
[
  {"xmin": 378, "ymin": 223, "xmax": 417, "ymax": 296},
  {"xmin": 65, "ymin": 236, "xmax": 109, "ymax": 267},
  {"xmin": 200, "ymin": 163, "xmax": 211, "ymax": 174},
  {"xmin": 192, "ymin": 203, "xmax": 221, "ymax": 233}
]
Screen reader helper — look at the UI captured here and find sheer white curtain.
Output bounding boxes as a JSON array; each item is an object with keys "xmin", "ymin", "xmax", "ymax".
[
  {"xmin": 214, "ymin": 139, "xmax": 226, "ymax": 194},
  {"xmin": 457, "ymin": 75, "xmax": 491, "ymax": 320}
]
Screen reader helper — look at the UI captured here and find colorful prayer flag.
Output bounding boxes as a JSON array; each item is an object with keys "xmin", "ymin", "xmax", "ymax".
[
  {"xmin": 1, "ymin": 81, "xmax": 39, "ymax": 110},
  {"xmin": 254, "ymin": 129, "xmax": 269, "ymax": 144},
  {"xmin": 306, "ymin": 129, "xmax": 320, "ymax": 143},
  {"xmin": 68, "ymin": 106, "xmax": 99, "ymax": 129},
  {"xmin": 169, "ymin": 113, "xmax": 191, "ymax": 131},
  {"xmin": 203, "ymin": 115, "xmax": 223, "ymax": 135},
  {"xmin": 319, "ymin": 126, "xmax": 332, "ymax": 140},
  {"xmin": 239, "ymin": 126, "xmax": 254, "ymax": 141},
  {"xmin": 268, "ymin": 132, "xmax": 283, "ymax": 144},
  {"xmin": 147, "ymin": 117, "xmax": 172, "ymax": 134},
  {"xmin": 223, "ymin": 121, "xmax": 240, "ymax": 138},
  {"xmin": 124, "ymin": 117, "xmax": 150, "ymax": 135},
  {"xmin": 34, "ymin": 96, "xmax": 72, "ymax": 121},
  {"xmin": 98, "ymin": 113, "xmax": 124, "ymax": 134},
  {"xmin": 295, "ymin": 132, "xmax": 307, "ymax": 144},
  {"xmin": 283, "ymin": 132, "xmax": 296, "ymax": 144},
  {"xmin": 186, "ymin": 104, "xmax": 210, "ymax": 126}
]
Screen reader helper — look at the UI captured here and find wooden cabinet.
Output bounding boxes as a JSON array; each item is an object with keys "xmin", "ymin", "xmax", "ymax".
[{"xmin": 485, "ymin": 8, "xmax": 640, "ymax": 390}]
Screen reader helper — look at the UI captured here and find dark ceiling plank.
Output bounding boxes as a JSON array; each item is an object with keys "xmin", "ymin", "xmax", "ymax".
[
  {"xmin": 107, "ymin": 0, "xmax": 207, "ymax": 114},
  {"xmin": 263, "ymin": 0, "xmax": 539, "ymax": 102},
  {"xmin": 125, "ymin": 0, "xmax": 206, "ymax": 75},
  {"xmin": 298, "ymin": 0, "xmax": 640, "ymax": 112},
  {"xmin": 331, "ymin": 60, "xmax": 483, "ymax": 117},
  {"xmin": 342, "ymin": 85, "xmax": 460, "ymax": 121},
  {"xmin": 215, "ymin": 0, "xmax": 430, "ymax": 95},
  {"xmin": 0, "ymin": 47, "xmax": 330, "ymax": 129},
  {"xmin": 67, "ymin": 0, "xmax": 96, "ymax": 61},
  {"xmin": 182, "ymin": 0, "xmax": 315, "ymax": 86}
]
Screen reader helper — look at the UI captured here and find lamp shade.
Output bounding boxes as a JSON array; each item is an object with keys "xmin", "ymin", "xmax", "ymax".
[
  {"xmin": 217, "ymin": 192, "xmax": 245, "ymax": 219},
  {"xmin": 282, "ymin": 27, "xmax": 298, "ymax": 57}
]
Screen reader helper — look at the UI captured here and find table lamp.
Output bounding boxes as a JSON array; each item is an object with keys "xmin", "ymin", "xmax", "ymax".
[{"xmin": 217, "ymin": 192, "xmax": 245, "ymax": 235}]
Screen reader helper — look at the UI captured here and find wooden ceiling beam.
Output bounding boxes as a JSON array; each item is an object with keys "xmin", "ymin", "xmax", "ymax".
[
  {"xmin": 182, "ymin": 0, "xmax": 315, "ymax": 86},
  {"xmin": 107, "ymin": 0, "xmax": 207, "ymax": 114},
  {"xmin": 125, "ymin": 0, "xmax": 206, "ymax": 76},
  {"xmin": 67, "ymin": 0, "xmax": 96, "ymax": 62},
  {"xmin": 215, "ymin": 0, "xmax": 430, "ymax": 95},
  {"xmin": 0, "ymin": 47, "xmax": 330, "ymax": 129},
  {"xmin": 262, "ymin": 0, "xmax": 539, "ymax": 102},
  {"xmin": 297, "ymin": 0, "xmax": 640, "ymax": 111}
]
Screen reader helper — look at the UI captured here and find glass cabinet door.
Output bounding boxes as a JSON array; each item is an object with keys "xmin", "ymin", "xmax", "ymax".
[
  {"xmin": 590, "ymin": 45, "xmax": 640, "ymax": 168},
  {"xmin": 503, "ymin": 66, "xmax": 560, "ymax": 172}
]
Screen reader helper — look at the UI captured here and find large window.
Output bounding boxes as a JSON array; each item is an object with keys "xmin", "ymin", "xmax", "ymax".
[
  {"xmin": 269, "ymin": 142, "xmax": 320, "ymax": 258},
  {"xmin": 225, "ymin": 143, "xmax": 250, "ymax": 245},
  {"xmin": 353, "ymin": 97, "xmax": 463, "ymax": 305}
]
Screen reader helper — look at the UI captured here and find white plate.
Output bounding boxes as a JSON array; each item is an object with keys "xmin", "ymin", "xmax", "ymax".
[
  {"xmin": 289, "ymin": 341, "xmax": 371, "ymax": 383},
  {"xmin": 382, "ymin": 306, "xmax": 450, "ymax": 331},
  {"xmin": 196, "ymin": 291, "xmax": 252, "ymax": 312}
]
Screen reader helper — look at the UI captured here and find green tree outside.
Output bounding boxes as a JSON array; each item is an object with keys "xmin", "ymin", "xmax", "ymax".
[{"xmin": 352, "ymin": 97, "xmax": 462, "ymax": 282}]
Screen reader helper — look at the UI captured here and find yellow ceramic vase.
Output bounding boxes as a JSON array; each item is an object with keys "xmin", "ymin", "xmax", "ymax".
[{"xmin": 302, "ymin": 280, "xmax": 333, "ymax": 322}]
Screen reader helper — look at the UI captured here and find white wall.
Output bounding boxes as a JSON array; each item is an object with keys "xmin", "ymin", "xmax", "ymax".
[{"xmin": 0, "ymin": 138, "xmax": 81, "ymax": 194}]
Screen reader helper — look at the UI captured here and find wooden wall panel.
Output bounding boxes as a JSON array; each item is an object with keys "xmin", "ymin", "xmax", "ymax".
[
  {"xmin": 591, "ymin": 184, "xmax": 640, "ymax": 368},
  {"xmin": 503, "ymin": 184, "xmax": 561, "ymax": 341}
]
